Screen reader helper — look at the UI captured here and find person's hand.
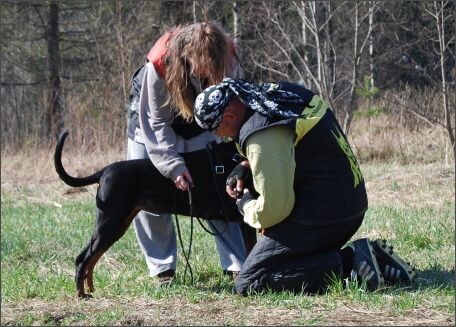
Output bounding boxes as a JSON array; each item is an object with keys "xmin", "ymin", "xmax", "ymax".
[
  {"xmin": 236, "ymin": 189, "xmax": 253, "ymax": 215},
  {"xmin": 174, "ymin": 170, "xmax": 194, "ymax": 191},
  {"xmin": 226, "ymin": 161, "xmax": 250, "ymax": 199}
]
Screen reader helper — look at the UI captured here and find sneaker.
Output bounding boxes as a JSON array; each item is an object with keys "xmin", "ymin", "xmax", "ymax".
[
  {"xmin": 156, "ymin": 269, "xmax": 175, "ymax": 286},
  {"xmin": 371, "ymin": 239, "xmax": 417, "ymax": 285},
  {"xmin": 347, "ymin": 238, "xmax": 385, "ymax": 291}
]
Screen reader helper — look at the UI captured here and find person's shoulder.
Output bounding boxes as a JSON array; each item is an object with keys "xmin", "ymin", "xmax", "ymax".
[
  {"xmin": 270, "ymin": 82, "xmax": 316, "ymax": 101},
  {"xmin": 279, "ymin": 81, "xmax": 311, "ymax": 93}
]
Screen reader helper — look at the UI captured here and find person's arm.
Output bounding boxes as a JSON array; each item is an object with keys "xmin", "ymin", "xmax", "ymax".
[
  {"xmin": 139, "ymin": 62, "xmax": 187, "ymax": 181},
  {"xmin": 240, "ymin": 125, "xmax": 296, "ymax": 229}
]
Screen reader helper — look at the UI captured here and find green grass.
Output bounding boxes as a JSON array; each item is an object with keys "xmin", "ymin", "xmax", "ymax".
[{"xmin": 1, "ymin": 179, "xmax": 454, "ymax": 325}]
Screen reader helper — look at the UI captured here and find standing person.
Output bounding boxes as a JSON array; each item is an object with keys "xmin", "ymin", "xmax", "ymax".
[
  {"xmin": 125, "ymin": 23, "xmax": 247, "ymax": 285},
  {"xmin": 194, "ymin": 78, "xmax": 417, "ymax": 295}
]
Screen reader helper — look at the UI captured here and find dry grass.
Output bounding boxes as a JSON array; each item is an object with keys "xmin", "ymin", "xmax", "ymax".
[
  {"xmin": 2, "ymin": 115, "xmax": 453, "ymax": 206},
  {"xmin": 1, "ymin": 115, "xmax": 454, "ymax": 197},
  {"xmin": 1, "ymin": 296, "xmax": 453, "ymax": 326}
]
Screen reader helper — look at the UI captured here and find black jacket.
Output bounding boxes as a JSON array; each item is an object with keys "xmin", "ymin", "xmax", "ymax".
[{"xmin": 237, "ymin": 82, "xmax": 368, "ymax": 226}]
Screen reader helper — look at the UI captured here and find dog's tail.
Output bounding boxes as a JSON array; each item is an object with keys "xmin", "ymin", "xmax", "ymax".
[{"xmin": 54, "ymin": 130, "xmax": 104, "ymax": 187}]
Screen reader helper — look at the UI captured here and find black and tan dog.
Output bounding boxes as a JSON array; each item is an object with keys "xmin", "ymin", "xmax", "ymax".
[{"xmin": 54, "ymin": 130, "xmax": 256, "ymax": 298}]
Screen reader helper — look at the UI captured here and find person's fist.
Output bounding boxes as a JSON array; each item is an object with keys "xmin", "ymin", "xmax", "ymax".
[{"xmin": 226, "ymin": 162, "xmax": 250, "ymax": 199}]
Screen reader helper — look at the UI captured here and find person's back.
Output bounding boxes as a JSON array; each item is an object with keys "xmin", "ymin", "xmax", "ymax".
[
  {"xmin": 293, "ymin": 108, "xmax": 368, "ymax": 224},
  {"xmin": 236, "ymin": 81, "xmax": 368, "ymax": 226}
]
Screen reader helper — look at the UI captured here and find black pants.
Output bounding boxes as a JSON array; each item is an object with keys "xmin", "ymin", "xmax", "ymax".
[{"xmin": 235, "ymin": 215, "xmax": 364, "ymax": 295}]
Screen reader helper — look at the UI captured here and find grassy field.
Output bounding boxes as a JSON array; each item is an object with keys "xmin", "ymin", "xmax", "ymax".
[{"xmin": 1, "ymin": 121, "xmax": 454, "ymax": 326}]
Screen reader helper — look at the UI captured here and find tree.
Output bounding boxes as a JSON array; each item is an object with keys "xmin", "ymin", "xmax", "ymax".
[
  {"xmin": 425, "ymin": 1, "xmax": 455, "ymax": 160},
  {"xmin": 46, "ymin": 2, "xmax": 63, "ymax": 141},
  {"xmin": 237, "ymin": 1, "xmax": 381, "ymax": 134},
  {"xmin": 1, "ymin": 0, "xmax": 454, "ymax": 155}
]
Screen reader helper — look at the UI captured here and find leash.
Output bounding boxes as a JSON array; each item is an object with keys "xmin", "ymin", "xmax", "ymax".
[
  {"xmin": 198, "ymin": 140, "xmax": 244, "ymax": 235},
  {"xmin": 173, "ymin": 141, "xmax": 244, "ymax": 284},
  {"xmin": 174, "ymin": 186, "xmax": 194, "ymax": 285}
]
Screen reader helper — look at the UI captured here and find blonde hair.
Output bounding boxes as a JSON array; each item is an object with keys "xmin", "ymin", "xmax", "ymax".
[{"xmin": 166, "ymin": 22, "xmax": 236, "ymax": 121}]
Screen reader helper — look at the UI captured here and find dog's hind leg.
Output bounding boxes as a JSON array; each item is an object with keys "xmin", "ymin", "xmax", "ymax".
[
  {"xmin": 75, "ymin": 242, "xmax": 95, "ymax": 298},
  {"xmin": 75, "ymin": 208, "xmax": 139, "ymax": 298},
  {"xmin": 75, "ymin": 236, "xmax": 108, "ymax": 298},
  {"xmin": 85, "ymin": 250, "xmax": 104, "ymax": 294},
  {"xmin": 75, "ymin": 235, "xmax": 123, "ymax": 298},
  {"xmin": 75, "ymin": 245, "xmax": 105, "ymax": 298}
]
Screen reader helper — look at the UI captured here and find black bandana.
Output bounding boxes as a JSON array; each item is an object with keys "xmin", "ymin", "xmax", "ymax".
[{"xmin": 194, "ymin": 78, "xmax": 305, "ymax": 132}]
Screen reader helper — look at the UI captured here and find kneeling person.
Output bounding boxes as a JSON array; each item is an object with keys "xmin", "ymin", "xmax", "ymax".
[{"xmin": 194, "ymin": 78, "xmax": 417, "ymax": 295}]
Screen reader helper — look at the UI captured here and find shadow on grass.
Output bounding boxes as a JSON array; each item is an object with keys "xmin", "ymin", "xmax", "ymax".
[
  {"xmin": 416, "ymin": 268, "xmax": 455, "ymax": 289},
  {"xmin": 187, "ymin": 267, "xmax": 455, "ymax": 297}
]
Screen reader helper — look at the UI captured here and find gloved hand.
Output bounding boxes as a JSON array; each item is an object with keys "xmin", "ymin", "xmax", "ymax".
[
  {"xmin": 226, "ymin": 162, "xmax": 250, "ymax": 199},
  {"xmin": 236, "ymin": 191, "xmax": 255, "ymax": 216}
]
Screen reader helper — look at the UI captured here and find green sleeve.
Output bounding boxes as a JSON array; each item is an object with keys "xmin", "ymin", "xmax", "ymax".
[{"xmin": 242, "ymin": 125, "xmax": 296, "ymax": 229}]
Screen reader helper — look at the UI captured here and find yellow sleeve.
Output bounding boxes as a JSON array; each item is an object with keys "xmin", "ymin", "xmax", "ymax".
[{"xmin": 242, "ymin": 125, "xmax": 296, "ymax": 229}]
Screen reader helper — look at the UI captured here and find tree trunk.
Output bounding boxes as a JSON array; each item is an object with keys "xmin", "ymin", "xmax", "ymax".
[
  {"xmin": 435, "ymin": 2, "xmax": 455, "ymax": 161},
  {"xmin": 343, "ymin": 2, "xmax": 360, "ymax": 135},
  {"xmin": 46, "ymin": 1, "xmax": 63, "ymax": 141}
]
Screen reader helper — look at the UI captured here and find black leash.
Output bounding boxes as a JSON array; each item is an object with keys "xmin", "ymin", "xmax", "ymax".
[
  {"xmin": 173, "ymin": 141, "xmax": 244, "ymax": 284},
  {"xmin": 189, "ymin": 141, "xmax": 243, "ymax": 236},
  {"xmin": 174, "ymin": 185, "xmax": 194, "ymax": 285}
]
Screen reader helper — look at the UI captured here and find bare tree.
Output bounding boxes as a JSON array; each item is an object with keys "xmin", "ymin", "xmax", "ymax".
[
  {"xmin": 342, "ymin": 1, "xmax": 381, "ymax": 134},
  {"xmin": 425, "ymin": 1, "xmax": 455, "ymax": 160},
  {"xmin": 240, "ymin": 1, "xmax": 381, "ymax": 134},
  {"xmin": 46, "ymin": 1, "xmax": 63, "ymax": 141},
  {"xmin": 2, "ymin": 0, "xmax": 453, "ymax": 154}
]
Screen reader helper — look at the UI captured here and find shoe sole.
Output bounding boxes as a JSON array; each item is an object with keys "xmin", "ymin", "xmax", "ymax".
[{"xmin": 371, "ymin": 239, "xmax": 417, "ymax": 284}]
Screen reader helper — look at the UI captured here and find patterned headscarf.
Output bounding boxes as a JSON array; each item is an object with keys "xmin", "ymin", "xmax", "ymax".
[{"xmin": 194, "ymin": 78, "xmax": 305, "ymax": 132}]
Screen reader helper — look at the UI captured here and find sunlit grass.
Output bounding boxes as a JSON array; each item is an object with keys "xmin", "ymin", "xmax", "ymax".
[{"xmin": 1, "ymin": 160, "xmax": 454, "ymax": 325}]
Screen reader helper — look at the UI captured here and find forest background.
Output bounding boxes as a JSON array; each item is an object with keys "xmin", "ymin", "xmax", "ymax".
[
  {"xmin": 1, "ymin": 1, "xmax": 455, "ymax": 326},
  {"xmin": 1, "ymin": 0, "xmax": 454, "ymax": 161}
]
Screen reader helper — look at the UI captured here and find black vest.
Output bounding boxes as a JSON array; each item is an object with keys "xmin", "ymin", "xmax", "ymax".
[{"xmin": 238, "ymin": 82, "xmax": 368, "ymax": 226}]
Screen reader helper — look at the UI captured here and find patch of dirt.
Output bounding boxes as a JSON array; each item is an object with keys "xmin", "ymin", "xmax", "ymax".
[{"xmin": 1, "ymin": 297, "xmax": 454, "ymax": 326}]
